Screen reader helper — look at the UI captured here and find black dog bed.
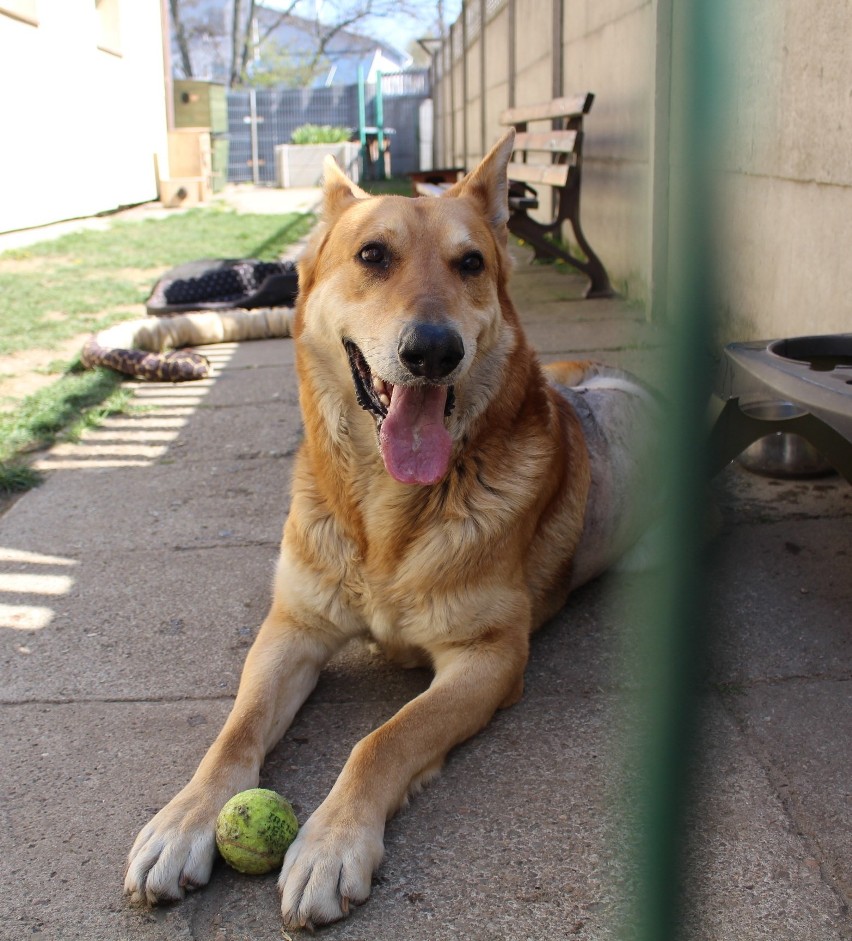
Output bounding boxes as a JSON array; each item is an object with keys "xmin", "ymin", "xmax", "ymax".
[{"xmin": 146, "ymin": 258, "xmax": 299, "ymax": 315}]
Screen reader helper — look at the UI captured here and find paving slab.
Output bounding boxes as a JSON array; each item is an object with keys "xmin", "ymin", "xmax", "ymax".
[
  {"xmin": 705, "ymin": 516, "xmax": 852, "ymax": 683},
  {"xmin": 177, "ymin": 696, "xmax": 633, "ymax": 940},
  {"xmin": 0, "ymin": 455, "xmax": 292, "ymax": 556},
  {"xmin": 723, "ymin": 680, "xmax": 852, "ymax": 904},
  {"xmin": 4, "ymin": 687, "xmax": 847, "ymax": 940},
  {"xmin": 522, "ymin": 318, "xmax": 665, "ymax": 356},
  {"xmin": 218, "ymin": 336, "xmax": 297, "ymax": 371},
  {"xmin": 713, "ymin": 461, "xmax": 852, "ymax": 524},
  {"xmin": 0, "ymin": 543, "xmax": 280, "ymax": 703},
  {"xmin": 1, "ymin": 392, "xmax": 295, "ymax": 554},
  {"xmin": 198, "ymin": 361, "xmax": 300, "ymax": 410},
  {"xmin": 0, "ymin": 700, "xmax": 222, "ymax": 941},
  {"xmin": 683, "ymin": 699, "xmax": 850, "ymax": 941}
]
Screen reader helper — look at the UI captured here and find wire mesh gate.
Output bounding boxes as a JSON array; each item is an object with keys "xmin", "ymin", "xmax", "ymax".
[{"xmin": 226, "ymin": 71, "xmax": 430, "ymax": 184}]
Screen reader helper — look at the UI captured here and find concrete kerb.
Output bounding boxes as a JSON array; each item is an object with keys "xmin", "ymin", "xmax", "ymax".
[{"xmin": 0, "ymin": 185, "xmax": 324, "ymax": 255}]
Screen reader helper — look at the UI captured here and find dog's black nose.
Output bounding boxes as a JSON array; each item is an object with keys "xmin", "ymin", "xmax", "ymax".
[{"xmin": 397, "ymin": 323, "xmax": 465, "ymax": 381}]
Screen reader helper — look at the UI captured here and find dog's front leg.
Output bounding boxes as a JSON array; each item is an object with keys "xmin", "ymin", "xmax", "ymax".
[
  {"xmin": 279, "ymin": 623, "xmax": 529, "ymax": 929},
  {"xmin": 125, "ymin": 609, "xmax": 341, "ymax": 905}
]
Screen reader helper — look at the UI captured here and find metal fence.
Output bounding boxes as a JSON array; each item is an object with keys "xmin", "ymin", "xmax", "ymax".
[{"xmin": 227, "ymin": 70, "xmax": 431, "ymax": 184}]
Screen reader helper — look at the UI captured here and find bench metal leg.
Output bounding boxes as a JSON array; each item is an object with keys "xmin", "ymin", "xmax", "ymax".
[
  {"xmin": 567, "ymin": 203, "xmax": 615, "ymax": 299},
  {"xmin": 508, "ymin": 212, "xmax": 614, "ymax": 298}
]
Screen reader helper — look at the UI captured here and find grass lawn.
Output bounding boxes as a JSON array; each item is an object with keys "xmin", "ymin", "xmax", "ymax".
[
  {"xmin": 0, "ymin": 206, "xmax": 314, "ymax": 356},
  {"xmin": 0, "ymin": 204, "xmax": 315, "ymax": 495},
  {"xmin": 0, "ymin": 369, "xmax": 134, "ymax": 492},
  {"xmin": 359, "ymin": 177, "xmax": 414, "ymax": 197}
]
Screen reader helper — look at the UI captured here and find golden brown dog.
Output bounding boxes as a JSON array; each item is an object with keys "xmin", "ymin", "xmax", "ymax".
[{"xmin": 125, "ymin": 130, "xmax": 659, "ymax": 928}]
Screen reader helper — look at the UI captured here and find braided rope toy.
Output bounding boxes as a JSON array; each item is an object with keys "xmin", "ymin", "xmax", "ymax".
[{"xmin": 81, "ymin": 307, "xmax": 296, "ymax": 382}]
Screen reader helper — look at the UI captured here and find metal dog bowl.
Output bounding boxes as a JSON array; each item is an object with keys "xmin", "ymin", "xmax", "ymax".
[
  {"xmin": 736, "ymin": 400, "xmax": 835, "ymax": 478},
  {"xmin": 713, "ymin": 333, "xmax": 852, "ymax": 482}
]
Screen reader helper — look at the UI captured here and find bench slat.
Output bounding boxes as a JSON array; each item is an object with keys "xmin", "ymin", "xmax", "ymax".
[
  {"xmin": 513, "ymin": 130, "xmax": 578, "ymax": 155},
  {"xmin": 506, "ymin": 160, "xmax": 570, "ymax": 187},
  {"xmin": 500, "ymin": 93, "xmax": 594, "ymax": 126}
]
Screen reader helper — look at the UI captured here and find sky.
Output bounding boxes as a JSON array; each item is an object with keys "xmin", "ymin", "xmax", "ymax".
[{"xmin": 262, "ymin": 0, "xmax": 462, "ymax": 56}]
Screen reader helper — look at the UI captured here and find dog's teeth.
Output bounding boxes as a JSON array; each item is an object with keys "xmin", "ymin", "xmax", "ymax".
[
  {"xmin": 379, "ymin": 393, "xmax": 390, "ymax": 408},
  {"xmin": 372, "ymin": 377, "xmax": 384, "ymax": 393}
]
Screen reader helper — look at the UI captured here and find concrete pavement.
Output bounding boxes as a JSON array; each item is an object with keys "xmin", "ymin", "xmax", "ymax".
[{"xmin": 1, "ymin": 191, "xmax": 850, "ymax": 940}]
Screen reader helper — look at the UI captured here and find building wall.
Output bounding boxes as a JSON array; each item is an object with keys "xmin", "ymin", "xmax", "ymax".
[
  {"xmin": 713, "ymin": 0, "xmax": 852, "ymax": 339},
  {"xmin": 433, "ymin": 0, "xmax": 656, "ymax": 300},
  {"xmin": 0, "ymin": 0, "xmax": 168, "ymax": 233},
  {"xmin": 482, "ymin": 3, "xmax": 510, "ymax": 146},
  {"xmin": 433, "ymin": 0, "xmax": 852, "ymax": 340},
  {"xmin": 562, "ymin": 0, "xmax": 655, "ymax": 301}
]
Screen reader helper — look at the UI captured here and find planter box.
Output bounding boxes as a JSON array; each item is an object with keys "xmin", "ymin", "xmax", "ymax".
[{"xmin": 275, "ymin": 142, "xmax": 361, "ymax": 187}]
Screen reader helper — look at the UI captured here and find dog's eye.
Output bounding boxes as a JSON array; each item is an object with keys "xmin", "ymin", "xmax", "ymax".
[
  {"xmin": 359, "ymin": 243, "xmax": 388, "ymax": 266},
  {"xmin": 459, "ymin": 251, "xmax": 484, "ymax": 274}
]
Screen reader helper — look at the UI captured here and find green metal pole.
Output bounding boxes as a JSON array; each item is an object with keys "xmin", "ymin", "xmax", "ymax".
[
  {"xmin": 376, "ymin": 70, "xmax": 385, "ymax": 181},
  {"xmin": 619, "ymin": 0, "xmax": 725, "ymax": 938}
]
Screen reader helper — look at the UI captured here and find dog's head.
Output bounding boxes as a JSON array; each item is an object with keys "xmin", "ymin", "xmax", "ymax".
[{"xmin": 295, "ymin": 130, "xmax": 520, "ymax": 486}]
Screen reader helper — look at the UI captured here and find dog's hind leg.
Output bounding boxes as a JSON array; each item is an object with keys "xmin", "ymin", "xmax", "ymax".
[
  {"xmin": 542, "ymin": 359, "xmax": 599, "ymax": 387},
  {"xmin": 278, "ymin": 614, "xmax": 529, "ymax": 929},
  {"xmin": 124, "ymin": 610, "xmax": 343, "ymax": 906}
]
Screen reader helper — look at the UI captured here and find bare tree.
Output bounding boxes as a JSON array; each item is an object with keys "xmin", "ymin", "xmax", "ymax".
[
  {"xmin": 170, "ymin": 0, "xmax": 195, "ymax": 77},
  {"xmin": 231, "ymin": 0, "xmax": 263, "ymax": 88},
  {"xmin": 168, "ymin": 0, "xmax": 425, "ymax": 89},
  {"xmin": 230, "ymin": 0, "xmax": 421, "ymax": 88}
]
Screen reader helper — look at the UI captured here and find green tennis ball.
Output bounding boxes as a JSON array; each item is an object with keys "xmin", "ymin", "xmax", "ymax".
[{"xmin": 215, "ymin": 788, "xmax": 299, "ymax": 875}]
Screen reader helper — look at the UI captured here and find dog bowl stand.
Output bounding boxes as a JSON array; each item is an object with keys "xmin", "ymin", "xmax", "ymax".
[{"xmin": 709, "ymin": 334, "xmax": 852, "ymax": 484}]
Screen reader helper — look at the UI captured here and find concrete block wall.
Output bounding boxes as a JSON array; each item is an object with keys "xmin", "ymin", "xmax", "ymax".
[
  {"xmin": 433, "ymin": 0, "xmax": 655, "ymax": 301},
  {"xmin": 513, "ymin": 0, "xmax": 553, "ymax": 108},
  {"xmin": 713, "ymin": 0, "xmax": 852, "ymax": 339},
  {"xmin": 432, "ymin": 0, "xmax": 852, "ymax": 341},
  {"xmin": 466, "ymin": 36, "xmax": 484, "ymax": 165},
  {"xmin": 483, "ymin": 4, "xmax": 511, "ymax": 146},
  {"xmin": 562, "ymin": 0, "xmax": 655, "ymax": 302}
]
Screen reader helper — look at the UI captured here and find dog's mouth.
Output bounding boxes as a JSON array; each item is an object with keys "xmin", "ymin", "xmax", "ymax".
[{"xmin": 344, "ymin": 339, "xmax": 456, "ymax": 486}]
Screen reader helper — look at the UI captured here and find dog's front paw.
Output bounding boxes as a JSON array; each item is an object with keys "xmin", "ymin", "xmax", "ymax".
[
  {"xmin": 124, "ymin": 790, "xmax": 218, "ymax": 906},
  {"xmin": 278, "ymin": 803, "xmax": 384, "ymax": 929}
]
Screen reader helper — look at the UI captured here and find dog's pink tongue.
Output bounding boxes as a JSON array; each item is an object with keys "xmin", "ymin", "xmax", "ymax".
[{"xmin": 379, "ymin": 385, "xmax": 452, "ymax": 485}]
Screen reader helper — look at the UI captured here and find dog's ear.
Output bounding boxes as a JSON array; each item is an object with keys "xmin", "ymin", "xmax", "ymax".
[
  {"xmin": 322, "ymin": 155, "xmax": 370, "ymax": 223},
  {"xmin": 296, "ymin": 159, "xmax": 368, "ymax": 301},
  {"xmin": 448, "ymin": 129, "xmax": 515, "ymax": 233}
]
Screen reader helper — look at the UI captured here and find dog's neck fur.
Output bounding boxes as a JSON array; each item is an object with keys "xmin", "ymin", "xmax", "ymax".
[{"xmin": 292, "ymin": 288, "xmax": 572, "ymax": 571}]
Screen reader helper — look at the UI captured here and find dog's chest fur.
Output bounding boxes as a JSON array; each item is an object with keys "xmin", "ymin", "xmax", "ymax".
[{"xmin": 284, "ymin": 428, "xmax": 559, "ymax": 664}]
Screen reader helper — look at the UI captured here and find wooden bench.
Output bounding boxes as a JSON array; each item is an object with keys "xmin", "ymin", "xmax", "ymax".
[
  {"xmin": 499, "ymin": 93, "xmax": 613, "ymax": 298},
  {"xmin": 414, "ymin": 95, "xmax": 613, "ymax": 298}
]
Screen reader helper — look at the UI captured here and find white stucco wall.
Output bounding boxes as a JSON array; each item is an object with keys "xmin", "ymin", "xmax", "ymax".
[{"xmin": 0, "ymin": 0, "xmax": 169, "ymax": 233}]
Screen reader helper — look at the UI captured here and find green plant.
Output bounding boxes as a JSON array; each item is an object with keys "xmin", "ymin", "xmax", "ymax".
[
  {"xmin": 0, "ymin": 368, "xmax": 126, "ymax": 462},
  {"xmin": 0, "ymin": 463, "xmax": 41, "ymax": 495},
  {"xmin": 290, "ymin": 124, "xmax": 352, "ymax": 145}
]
